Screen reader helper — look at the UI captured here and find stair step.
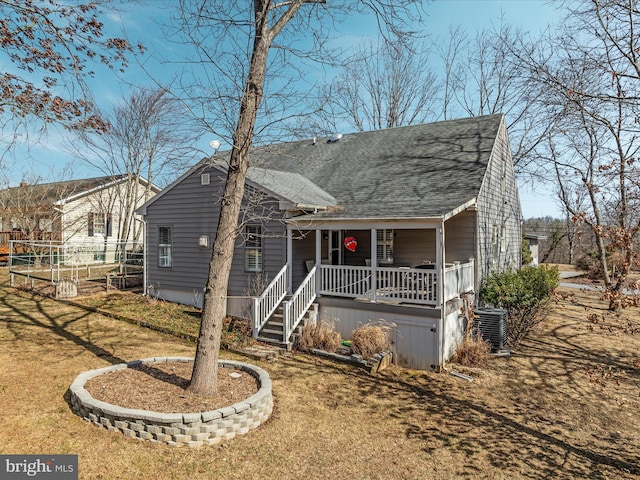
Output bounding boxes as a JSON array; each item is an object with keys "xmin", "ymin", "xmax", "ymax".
[
  {"xmin": 261, "ymin": 327, "xmax": 284, "ymax": 336},
  {"xmin": 256, "ymin": 337, "xmax": 290, "ymax": 349}
]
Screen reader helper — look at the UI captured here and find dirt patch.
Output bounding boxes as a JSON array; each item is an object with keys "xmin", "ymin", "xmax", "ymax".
[{"xmin": 84, "ymin": 361, "xmax": 258, "ymax": 413}]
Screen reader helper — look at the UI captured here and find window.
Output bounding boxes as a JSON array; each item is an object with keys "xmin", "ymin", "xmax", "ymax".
[
  {"xmin": 88, "ymin": 212, "xmax": 112, "ymax": 237},
  {"xmin": 158, "ymin": 226, "xmax": 172, "ymax": 268},
  {"xmin": 94, "ymin": 215, "xmax": 106, "ymax": 235},
  {"xmin": 201, "ymin": 173, "xmax": 210, "ymax": 185},
  {"xmin": 244, "ymin": 225, "xmax": 262, "ymax": 272},
  {"xmin": 376, "ymin": 229, "xmax": 394, "ymax": 263}
]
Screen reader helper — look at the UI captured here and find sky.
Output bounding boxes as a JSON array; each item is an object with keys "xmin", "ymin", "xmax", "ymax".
[{"xmin": 5, "ymin": 0, "xmax": 564, "ymax": 219}]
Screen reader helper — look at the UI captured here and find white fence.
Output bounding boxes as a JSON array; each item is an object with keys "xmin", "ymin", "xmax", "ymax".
[{"xmin": 8, "ymin": 240, "xmax": 143, "ymax": 284}]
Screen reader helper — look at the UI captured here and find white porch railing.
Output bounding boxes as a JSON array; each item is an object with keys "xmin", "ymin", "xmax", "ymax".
[
  {"xmin": 283, "ymin": 266, "xmax": 317, "ymax": 341},
  {"xmin": 319, "ymin": 265, "xmax": 438, "ymax": 305},
  {"xmin": 252, "ymin": 265, "xmax": 288, "ymax": 338},
  {"xmin": 443, "ymin": 260, "xmax": 475, "ymax": 302},
  {"xmin": 318, "ymin": 260, "xmax": 475, "ymax": 307}
]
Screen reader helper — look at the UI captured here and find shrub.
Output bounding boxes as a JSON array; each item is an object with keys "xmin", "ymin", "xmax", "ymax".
[
  {"xmin": 479, "ymin": 265, "xmax": 559, "ymax": 347},
  {"xmin": 297, "ymin": 320, "xmax": 342, "ymax": 352},
  {"xmin": 454, "ymin": 331, "xmax": 492, "ymax": 367},
  {"xmin": 350, "ymin": 323, "xmax": 391, "ymax": 360},
  {"xmin": 521, "ymin": 236, "xmax": 533, "ymax": 265}
]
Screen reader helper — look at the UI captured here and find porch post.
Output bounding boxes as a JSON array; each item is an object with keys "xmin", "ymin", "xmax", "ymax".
[
  {"xmin": 286, "ymin": 227, "xmax": 293, "ymax": 292},
  {"xmin": 436, "ymin": 223, "xmax": 444, "ymax": 308},
  {"xmin": 315, "ymin": 229, "xmax": 322, "ymax": 293},
  {"xmin": 370, "ymin": 228, "xmax": 377, "ymax": 303}
]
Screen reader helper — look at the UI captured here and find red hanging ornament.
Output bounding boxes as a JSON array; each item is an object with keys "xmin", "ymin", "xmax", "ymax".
[{"xmin": 344, "ymin": 236, "xmax": 357, "ymax": 252}]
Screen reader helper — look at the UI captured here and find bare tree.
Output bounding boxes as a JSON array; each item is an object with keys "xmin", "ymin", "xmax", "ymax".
[
  {"xmin": 0, "ymin": 0, "xmax": 140, "ymax": 163},
  {"xmin": 166, "ymin": 0, "xmax": 425, "ymax": 396},
  {"xmin": 518, "ymin": 0, "xmax": 640, "ymax": 309},
  {"xmin": 303, "ymin": 37, "xmax": 439, "ymax": 134},
  {"xmin": 305, "ymin": 20, "xmax": 550, "ymax": 176},
  {"xmin": 76, "ymin": 88, "xmax": 196, "ymax": 245}
]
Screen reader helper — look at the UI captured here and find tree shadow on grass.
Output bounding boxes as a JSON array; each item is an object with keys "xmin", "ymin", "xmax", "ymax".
[
  {"xmin": 0, "ymin": 287, "xmax": 129, "ymax": 365},
  {"xmin": 276, "ymin": 354, "xmax": 638, "ymax": 479}
]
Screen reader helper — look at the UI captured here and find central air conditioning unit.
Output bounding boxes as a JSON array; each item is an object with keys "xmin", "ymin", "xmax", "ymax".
[{"xmin": 473, "ymin": 308, "xmax": 508, "ymax": 351}]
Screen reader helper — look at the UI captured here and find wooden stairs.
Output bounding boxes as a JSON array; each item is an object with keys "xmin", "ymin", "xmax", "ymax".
[{"xmin": 256, "ymin": 300, "xmax": 318, "ymax": 350}]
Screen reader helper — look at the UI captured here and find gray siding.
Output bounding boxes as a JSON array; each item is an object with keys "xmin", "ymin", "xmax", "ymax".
[
  {"xmin": 476, "ymin": 118, "xmax": 522, "ymax": 288},
  {"xmin": 145, "ymin": 165, "xmax": 286, "ymax": 309},
  {"xmin": 394, "ymin": 229, "xmax": 436, "ymax": 266},
  {"xmin": 444, "ymin": 210, "xmax": 476, "ymax": 263}
]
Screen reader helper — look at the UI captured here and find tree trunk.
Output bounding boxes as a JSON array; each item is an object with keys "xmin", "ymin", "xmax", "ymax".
[{"xmin": 187, "ymin": 7, "xmax": 272, "ymax": 396}]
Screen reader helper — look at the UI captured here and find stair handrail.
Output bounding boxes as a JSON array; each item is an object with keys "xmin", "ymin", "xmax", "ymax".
[
  {"xmin": 283, "ymin": 266, "xmax": 317, "ymax": 342},
  {"xmin": 252, "ymin": 264, "xmax": 288, "ymax": 338}
]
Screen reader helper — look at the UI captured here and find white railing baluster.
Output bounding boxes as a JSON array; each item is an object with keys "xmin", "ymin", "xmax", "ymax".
[
  {"xmin": 283, "ymin": 266, "xmax": 317, "ymax": 343},
  {"xmin": 252, "ymin": 265, "xmax": 288, "ymax": 338}
]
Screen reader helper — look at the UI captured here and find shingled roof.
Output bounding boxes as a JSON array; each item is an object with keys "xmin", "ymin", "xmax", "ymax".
[
  {"xmin": 0, "ymin": 175, "xmax": 131, "ymax": 208},
  {"xmin": 247, "ymin": 114, "xmax": 504, "ymax": 220},
  {"xmin": 245, "ymin": 166, "xmax": 336, "ymax": 209}
]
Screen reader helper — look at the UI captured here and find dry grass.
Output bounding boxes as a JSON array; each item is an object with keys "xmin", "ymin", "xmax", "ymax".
[
  {"xmin": 454, "ymin": 333, "xmax": 492, "ymax": 367},
  {"xmin": 350, "ymin": 323, "xmax": 391, "ymax": 359},
  {"xmin": 1, "ymin": 270, "xmax": 640, "ymax": 479},
  {"xmin": 297, "ymin": 320, "xmax": 342, "ymax": 352}
]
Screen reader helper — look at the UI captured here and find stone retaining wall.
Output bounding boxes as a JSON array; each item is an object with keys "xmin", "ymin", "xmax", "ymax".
[{"xmin": 69, "ymin": 357, "xmax": 273, "ymax": 447}]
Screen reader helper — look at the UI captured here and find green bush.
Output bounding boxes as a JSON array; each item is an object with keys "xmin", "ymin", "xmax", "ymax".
[
  {"xmin": 521, "ymin": 237, "xmax": 533, "ymax": 265},
  {"xmin": 479, "ymin": 265, "xmax": 559, "ymax": 347}
]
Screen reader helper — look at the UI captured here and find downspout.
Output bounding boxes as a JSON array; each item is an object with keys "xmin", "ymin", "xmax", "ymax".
[{"xmin": 135, "ymin": 216, "xmax": 147, "ymax": 296}]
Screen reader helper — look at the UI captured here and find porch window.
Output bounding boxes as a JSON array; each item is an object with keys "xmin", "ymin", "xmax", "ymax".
[
  {"xmin": 377, "ymin": 229, "xmax": 394, "ymax": 263},
  {"xmin": 158, "ymin": 226, "xmax": 172, "ymax": 268},
  {"xmin": 245, "ymin": 225, "xmax": 263, "ymax": 272}
]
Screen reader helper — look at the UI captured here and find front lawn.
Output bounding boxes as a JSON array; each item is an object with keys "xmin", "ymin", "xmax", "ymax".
[{"xmin": 0, "ymin": 271, "xmax": 638, "ymax": 479}]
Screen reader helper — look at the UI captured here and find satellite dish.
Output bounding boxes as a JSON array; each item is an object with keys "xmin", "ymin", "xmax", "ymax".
[
  {"xmin": 209, "ymin": 140, "xmax": 221, "ymax": 151},
  {"xmin": 328, "ymin": 133, "xmax": 343, "ymax": 143}
]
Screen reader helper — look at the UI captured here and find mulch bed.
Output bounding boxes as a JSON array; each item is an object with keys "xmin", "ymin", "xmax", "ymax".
[{"xmin": 84, "ymin": 361, "xmax": 259, "ymax": 413}]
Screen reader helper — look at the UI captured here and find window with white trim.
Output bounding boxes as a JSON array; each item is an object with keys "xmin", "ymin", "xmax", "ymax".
[
  {"xmin": 376, "ymin": 229, "xmax": 394, "ymax": 263},
  {"xmin": 158, "ymin": 226, "xmax": 172, "ymax": 268},
  {"xmin": 245, "ymin": 225, "xmax": 263, "ymax": 272}
]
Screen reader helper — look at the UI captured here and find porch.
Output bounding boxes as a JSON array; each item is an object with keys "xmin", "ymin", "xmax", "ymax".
[
  {"xmin": 252, "ymin": 260, "xmax": 474, "ymax": 347},
  {"xmin": 253, "ymin": 219, "xmax": 476, "ymax": 348}
]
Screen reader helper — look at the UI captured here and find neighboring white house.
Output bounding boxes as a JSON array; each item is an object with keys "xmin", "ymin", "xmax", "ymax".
[{"xmin": 0, "ymin": 175, "xmax": 160, "ymax": 259}]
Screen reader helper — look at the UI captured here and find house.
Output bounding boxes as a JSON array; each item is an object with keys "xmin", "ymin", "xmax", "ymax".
[
  {"xmin": 0, "ymin": 175, "xmax": 160, "ymax": 262},
  {"xmin": 138, "ymin": 114, "xmax": 522, "ymax": 370}
]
